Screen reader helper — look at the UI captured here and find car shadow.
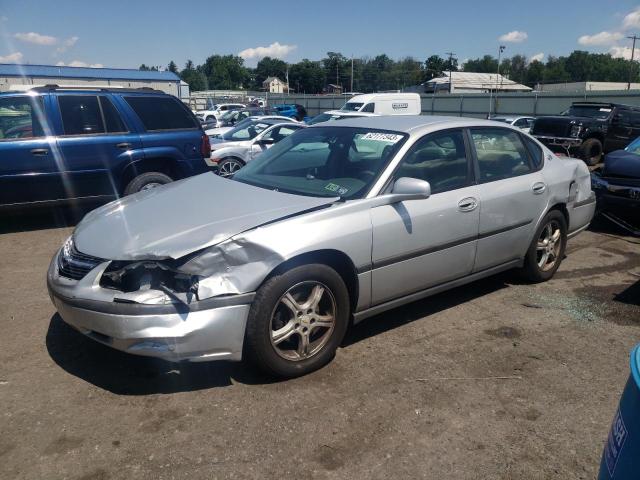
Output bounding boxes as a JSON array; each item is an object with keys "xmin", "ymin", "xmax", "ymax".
[
  {"xmin": 614, "ymin": 280, "xmax": 640, "ymax": 307},
  {"xmin": 343, "ymin": 272, "xmax": 511, "ymax": 347},
  {"xmin": 46, "ymin": 314, "xmax": 275, "ymax": 395},
  {"xmin": 0, "ymin": 203, "xmax": 101, "ymax": 235}
]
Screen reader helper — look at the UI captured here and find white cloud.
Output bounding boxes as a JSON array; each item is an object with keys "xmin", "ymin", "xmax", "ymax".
[
  {"xmin": 56, "ymin": 60, "xmax": 104, "ymax": 68},
  {"xmin": 55, "ymin": 36, "xmax": 79, "ymax": 54},
  {"xmin": 238, "ymin": 42, "xmax": 297, "ymax": 60},
  {"xmin": 623, "ymin": 7, "xmax": 640, "ymax": 30},
  {"xmin": 498, "ymin": 30, "xmax": 528, "ymax": 43},
  {"xmin": 0, "ymin": 52, "xmax": 23, "ymax": 63},
  {"xmin": 609, "ymin": 46, "xmax": 636, "ymax": 60},
  {"xmin": 14, "ymin": 32, "xmax": 58, "ymax": 46},
  {"xmin": 578, "ymin": 31, "xmax": 624, "ymax": 46},
  {"xmin": 530, "ymin": 52, "xmax": 545, "ymax": 63}
]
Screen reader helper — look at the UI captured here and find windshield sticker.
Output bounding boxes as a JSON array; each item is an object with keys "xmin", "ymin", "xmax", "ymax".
[
  {"xmin": 599, "ymin": 108, "xmax": 612, "ymax": 112},
  {"xmin": 361, "ymin": 132, "xmax": 404, "ymax": 143},
  {"xmin": 324, "ymin": 183, "xmax": 349, "ymax": 195}
]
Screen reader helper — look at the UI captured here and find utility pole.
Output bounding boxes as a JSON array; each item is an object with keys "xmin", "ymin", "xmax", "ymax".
[
  {"xmin": 336, "ymin": 61, "xmax": 339, "ymax": 89},
  {"xmin": 445, "ymin": 52, "xmax": 456, "ymax": 94},
  {"xmin": 489, "ymin": 45, "xmax": 506, "ymax": 118},
  {"xmin": 286, "ymin": 65, "xmax": 290, "ymax": 96},
  {"xmin": 627, "ymin": 34, "xmax": 639, "ymax": 90},
  {"xmin": 351, "ymin": 55, "xmax": 354, "ymax": 93}
]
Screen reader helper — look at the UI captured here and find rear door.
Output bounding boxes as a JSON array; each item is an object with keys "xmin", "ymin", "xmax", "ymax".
[
  {"xmin": 370, "ymin": 128, "xmax": 480, "ymax": 305},
  {"xmin": 0, "ymin": 94, "xmax": 61, "ymax": 205},
  {"xmin": 468, "ymin": 127, "xmax": 548, "ymax": 272},
  {"xmin": 54, "ymin": 94, "xmax": 143, "ymax": 199}
]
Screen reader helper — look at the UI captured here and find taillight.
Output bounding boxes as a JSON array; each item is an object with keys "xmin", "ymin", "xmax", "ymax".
[{"xmin": 200, "ymin": 133, "xmax": 211, "ymax": 158}]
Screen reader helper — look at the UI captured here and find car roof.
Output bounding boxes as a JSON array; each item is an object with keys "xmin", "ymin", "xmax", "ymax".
[{"xmin": 310, "ymin": 115, "xmax": 508, "ymax": 133}]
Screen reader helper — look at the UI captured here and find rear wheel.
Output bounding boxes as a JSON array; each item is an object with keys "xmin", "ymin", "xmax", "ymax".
[
  {"xmin": 217, "ymin": 158, "xmax": 244, "ymax": 178},
  {"xmin": 244, "ymin": 264, "xmax": 350, "ymax": 378},
  {"xmin": 578, "ymin": 138, "xmax": 603, "ymax": 166},
  {"xmin": 123, "ymin": 171, "xmax": 173, "ymax": 195},
  {"xmin": 521, "ymin": 210, "xmax": 567, "ymax": 282}
]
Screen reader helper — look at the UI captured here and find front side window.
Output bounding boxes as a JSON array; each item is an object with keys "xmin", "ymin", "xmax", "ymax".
[
  {"xmin": 223, "ymin": 121, "xmax": 272, "ymax": 141},
  {"xmin": 361, "ymin": 103, "xmax": 375, "ymax": 113},
  {"xmin": 262, "ymin": 125, "xmax": 301, "ymax": 142},
  {"xmin": 233, "ymin": 127, "xmax": 407, "ymax": 199},
  {"xmin": 0, "ymin": 96, "xmax": 45, "ymax": 140},
  {"xmin": 59, "ymin": 95, "xmax": 104, "ymax": 135},
  {"xmin": 394, "ymin": 129, "xmax": 470, "ymax": 194},
  {"xmin": 124, "ymin": 96, "xmax": 198, "ymax": 131},
  {"xmin": 471, "ymin": 128, "xmax": 533, "ymax": 182}
]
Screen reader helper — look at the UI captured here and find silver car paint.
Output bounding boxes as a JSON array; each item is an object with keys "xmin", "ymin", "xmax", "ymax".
[{"xmin": 48, "ymin": 116, "xmax": 596, "ymax": 362}]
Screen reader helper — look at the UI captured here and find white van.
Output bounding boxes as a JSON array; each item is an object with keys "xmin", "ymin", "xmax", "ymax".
[{"xmin": 339, "ymin": 93, "xmax": 421, "ymax": 116}]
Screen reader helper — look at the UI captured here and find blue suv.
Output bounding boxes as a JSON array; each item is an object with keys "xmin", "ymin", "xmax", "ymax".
[{"xmin": 0, "ymin": 86, "xmax": 211, "ymax": 208}]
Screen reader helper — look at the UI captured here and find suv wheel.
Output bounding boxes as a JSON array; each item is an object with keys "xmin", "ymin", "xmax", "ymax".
[
  {"xmin": 521, "ymin": 210, "xmax": 567, "ymax": 282},
  {"xmin": 244, "ymin": 264, "xmax": 350, "ymax": 378},
  {"xmin": 579, "ymin": 138, "xmax": 603, "ymax": 166},
  {"xmin": 217, "ymin": 158, "xmax": 244, "ymax": 178},
  {"xmin": 124, "ymin": 172, "xmax": 173, "ymax": 195}
]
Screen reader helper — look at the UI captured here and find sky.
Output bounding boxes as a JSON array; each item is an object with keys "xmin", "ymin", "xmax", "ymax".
[{"xmin": 2, "ymin": 0, "xmax": 640, "ymax": 69}]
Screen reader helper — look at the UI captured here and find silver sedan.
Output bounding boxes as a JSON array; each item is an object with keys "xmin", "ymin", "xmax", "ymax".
[{"xmin": 47, "ymin": 116, "xmax": 596, "ymax": 378}]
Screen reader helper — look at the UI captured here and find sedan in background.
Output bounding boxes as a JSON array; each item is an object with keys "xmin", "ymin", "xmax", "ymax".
[
  {"xmin": 489, "ymin": 116, "xmax": 536, "ymax": 133},
  {"xmin": 209, "ymin": 120, "xmax": 304, "ymax": 176},
  {"xmin": 48, "ymin": 116, "xmax": 595, "ymax": 378},
  {"xmin": 206, "ymin": 115, "xmax": 294, "ymax": 138}
]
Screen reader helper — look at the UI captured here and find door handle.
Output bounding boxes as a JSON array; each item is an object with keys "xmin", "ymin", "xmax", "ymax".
[
  {"xmin": 30, "ymin": 148, "xmax": 49, "ymax": 156},
  {"xmin": 458, "ymin": 197, "xmax": 478, "ymax": 212},
  {"xmin": 116, "ymin": 142, "xmax": 132, "ymax": 149},
  {"xmin": 532, "ymin": 182, "xmax": 547, "ymax": 194}
]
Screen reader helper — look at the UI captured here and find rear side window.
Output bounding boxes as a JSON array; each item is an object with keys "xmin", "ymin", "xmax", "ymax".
[
  {"xmin": 471, "ymin": 128, "xmax": 533, "ymax": 182},
  {"xmin": 0, "ymin": 96, "xmax": 45, "ymax": 140},
  {"xmin": 362, "ymin": 103, "xmax": 375, "ymax": 113},
  {"xmin": 100, "ymin": 97, "xmax": 127, "ymax": 133},
  {"xmin": 59, "ymin": 95, "xmax": 104, "ymax": 135},
  {"xmin": 523, "ymin": 136, "xmax": 544, "ymax": 169},
  {"xmin": 124, "ymin": 96, "xmax": 198, "ymax": 131}
]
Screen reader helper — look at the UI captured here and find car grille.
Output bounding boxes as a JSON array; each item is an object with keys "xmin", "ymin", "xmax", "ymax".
[
  {"xmin": 58, "ymin": 238, "xmax": 105, "ymax": 280},
  {"xmin": 532, "ymin": 119, "xmax": 572, "ymax": 137}
]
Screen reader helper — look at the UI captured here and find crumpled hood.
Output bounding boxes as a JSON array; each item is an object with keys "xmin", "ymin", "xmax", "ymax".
[
  {"xmin": 603, "ymin": 150, "xmax": 640, "ymax": 178},
  {"xmin": 74, "ymin": 173, "xmax": 337, "ymax": 261}
]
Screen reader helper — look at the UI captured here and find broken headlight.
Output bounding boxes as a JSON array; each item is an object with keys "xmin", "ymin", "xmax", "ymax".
[
  {"xmin": 100, "ymin": 261, "xmax": 200, "ymax": 298},
  {"xmin": 570, "ymin": 125, "xmax": 582, "ymax": 137}
]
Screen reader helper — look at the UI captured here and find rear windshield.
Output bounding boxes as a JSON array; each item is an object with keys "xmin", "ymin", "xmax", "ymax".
[{"xmin": 124, "ymin": 96, "xmax": 198, "ymax": 131}]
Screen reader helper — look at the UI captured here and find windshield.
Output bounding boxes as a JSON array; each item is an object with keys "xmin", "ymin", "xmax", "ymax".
[
  {"xmin": 222, "ymin": 121, "xmax": 273, "ymax": 141},
  {"xmin": 233, "ymin": 126, "xmax": 408, "ymax": 199},
  {"xmin": 625, "ymin": 137, "xmax": 640, "ymax": 155},
  {"xmin": 220, "ymin": 110, "xmax": 236, "ymax": 121},
  {"xmin": 340, "ymin": 102, "xmax": 364, "ymax": 112},
  {"xmin": 562, "ymin": 105, "xmax": 613, "ymax": 120}
]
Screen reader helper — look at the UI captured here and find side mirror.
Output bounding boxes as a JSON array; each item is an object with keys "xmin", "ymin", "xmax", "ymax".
[
  {"xmin": 388, "ymin": 177, "xmax": 431, "ymax": 203},
  {"xmin": 256, "ymin": 137, "xmax": 275, "ymax": 146}
]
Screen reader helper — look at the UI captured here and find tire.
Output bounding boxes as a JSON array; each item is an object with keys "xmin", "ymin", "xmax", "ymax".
[
  {"xmin": 244, "ymin": 264, "xmax": 350, "ymax": 378},
  {"xmin": 521, "ymin": 210, "xmax": 567, "ymax": 282},
  {"xmin": 123, "ymin": 172, "xmax": 173, "ymax": 196},
  {"xmin": 217, "ymin": 158, "xmax": 244, "ymax": 178},
  {"xmin": 205, "ymin": 115, "xmax": 214, "ymax": 122},
  {"xmin": 578, "ymin": 138, "xmax": 603, "ymax": 166}
]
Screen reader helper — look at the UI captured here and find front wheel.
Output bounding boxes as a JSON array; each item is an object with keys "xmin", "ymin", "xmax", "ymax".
[
  {"xmin": 123, "ymin": 171, "xmax": 173, "ymax": 195},
  {"xmin": 217, "ymin": 158, "xmax": 244, "ymax": 178},
  {"xmin": 244, "ymin": 264, "xmax": 350, "ymax": 378},
  {"xmin": 521, "ymin": 210, "xmax": 567, "ymax": 282}
]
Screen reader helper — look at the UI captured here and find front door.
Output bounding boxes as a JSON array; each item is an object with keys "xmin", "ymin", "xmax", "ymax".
[
  {"xmin": 0, "ymin": 95, "xmax": 62, "ymax": 205},
  {"xmin": 370, "ymin": 128, "xmax": 480, "ymax": 305}
]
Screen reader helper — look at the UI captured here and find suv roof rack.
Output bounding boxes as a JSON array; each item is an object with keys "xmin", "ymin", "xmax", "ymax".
[{"xmin": 28, "ymin": 84, "xmax": 164, "ymax": 93}]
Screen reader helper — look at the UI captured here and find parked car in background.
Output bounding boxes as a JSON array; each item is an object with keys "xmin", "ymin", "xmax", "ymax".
[
  {"xmin": 306, "ymin": 110, "xmax": 377, "ymax": 125},
  {"xmin": 489, "ymin": 115, "xmax": 535, "ymax": 133},
  {"xmin": 274, "ymin": 104, "xmax": 308, "ymax": 121},
  {"xmin": 339, "ymin": 92, "xmax": 421, "ymax": 115},
  {"xmin": 208, "ymin": 120, "xmax": 304, "ymax": 176},
  {"xmin": 48, "ymin": 116, "xmax": 595, "ymax": 378},
  {"xmin": 531, "ymin": 102, "xmax": 640, "ymax": 166},
  {"xmin": 212, "ymin": 108, "xmax": 280, "ymax": 129},
  {"xmin": 0, "ymin": 86, "xmax": 210, "ymax": 209},
  {"xmin": 206, "ymin": 115, "xmax": 294, "ymax": 137},
  {"xmin": 196, "ymin": 103, "xmax": 245, "ymax": 122}
]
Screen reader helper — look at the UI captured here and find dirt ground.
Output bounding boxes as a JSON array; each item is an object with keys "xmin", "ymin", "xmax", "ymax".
[{"xmin": 0, "ymin": 208, "xmax": 639, "ymax": 480}]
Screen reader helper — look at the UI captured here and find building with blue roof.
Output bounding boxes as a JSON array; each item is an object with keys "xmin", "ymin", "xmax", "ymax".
[{"xmin": 0, "ymin": 64, "xmax": 188, "ymax": 98}]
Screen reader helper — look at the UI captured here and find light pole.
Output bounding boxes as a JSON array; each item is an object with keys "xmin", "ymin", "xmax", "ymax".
[
  {"xmin": 488, "ymin": 45, "xmax": 506, "ymax": 117},
  {"xmin": 627, "ymin": 34, "xmax": 639, "ymax": 90},
  {"xmin": 445, "ymin": 52, "xmax": 456, "ymax": 94}
]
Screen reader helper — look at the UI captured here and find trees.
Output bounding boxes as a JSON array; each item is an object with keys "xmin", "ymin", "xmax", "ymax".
[
  {"xmin": 180, "ymin": 59, "xmax": 207, "ymax": 92},
  {"xmin": 288, "ymin": 59, "xmax": 324, "ymax": 93},
  {"xmin": 167, "ymin": 61, "xmax": 178, "ymax": 74},
  {"xmin": 200, "ymin": 55, "xmax": 249, "ymax": 89},
  {"xmin": 139, "ymin": 64, "xmax": 159, "ymax": 71},
  {"xmin": 254, "ymin": 57, "xmax": 288, "ymax": 89}
]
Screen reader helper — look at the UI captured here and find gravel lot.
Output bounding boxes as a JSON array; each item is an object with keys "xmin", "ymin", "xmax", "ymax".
[{"xmin": 1, "ymin": 209, "xmax": 639, "ymax": 480}]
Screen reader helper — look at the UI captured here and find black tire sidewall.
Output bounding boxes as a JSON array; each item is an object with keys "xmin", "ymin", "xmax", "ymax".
[
  {"xmin": 523, "ymin": 210, "xmax": 567, "ymax": 282},
  {"xmin": 124, "ymin": 172, "xmax": 172, "ymax": 195},
  {"xmin": 245, "ymin": 264, "xmax": 350, "ymax": 378}
]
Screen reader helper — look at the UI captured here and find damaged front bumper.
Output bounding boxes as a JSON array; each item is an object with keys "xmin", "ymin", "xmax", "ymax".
[{"xmin": 47, "ymin": 250, "xmax": 254, "ymax": 362}]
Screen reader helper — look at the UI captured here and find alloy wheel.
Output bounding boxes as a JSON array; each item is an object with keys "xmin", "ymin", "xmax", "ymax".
[
  {"xmin": 218, "ymin": 160, "xmax": 243, "ymax": 178},
  {"xmin": 269, "ymin": 281, "xmax": 336, "ymax": 361},
  {"xmin": 536, "ymin": 220, "xmax": 562, "ymax": 271}
]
